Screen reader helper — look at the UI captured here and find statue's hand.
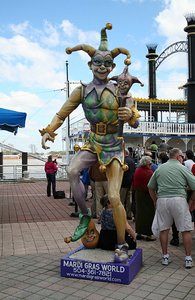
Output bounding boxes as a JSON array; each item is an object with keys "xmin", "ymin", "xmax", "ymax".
[
  {"xmin": 41, "ymin": 133, "xmax": 55, "ymax": 150},
  {"xmin": 118, "ymin": 107, "xmax": 132, "ymax": 122}
]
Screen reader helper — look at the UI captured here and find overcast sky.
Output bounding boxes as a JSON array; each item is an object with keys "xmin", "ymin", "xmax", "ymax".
[{"xmin": 0, "ymin": 0, "xmax": 194, "ymax": 153}]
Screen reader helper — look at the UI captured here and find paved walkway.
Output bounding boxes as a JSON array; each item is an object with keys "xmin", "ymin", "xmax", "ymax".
[{"xmin": 0, "ymin": 180, "xmax": 195, "ymax": 300}]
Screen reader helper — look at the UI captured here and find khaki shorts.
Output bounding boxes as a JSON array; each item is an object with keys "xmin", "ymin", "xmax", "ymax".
[{"xmin": 152, "ymin": 197, "xmax": 193, "ymax": 236}]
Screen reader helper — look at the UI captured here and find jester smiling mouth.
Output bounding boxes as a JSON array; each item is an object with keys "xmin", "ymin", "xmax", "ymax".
[
  {"xmin": 95, "ymin": 68, "xmax": 110, "ymax": 76},
  {"xmin": 98, "ymin": 70, "xmax": 108, "ymax": 75}
]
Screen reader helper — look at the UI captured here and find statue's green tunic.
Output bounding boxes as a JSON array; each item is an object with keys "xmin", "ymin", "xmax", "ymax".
[{"xmin": 81, "ymin": 82, "xmax": 124, "ymax": 166}]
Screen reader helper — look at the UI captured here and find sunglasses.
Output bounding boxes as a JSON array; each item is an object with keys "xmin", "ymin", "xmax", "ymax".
[{"xmin": 92, "ymin": 58, "xmax": 113, "ymax": 67}]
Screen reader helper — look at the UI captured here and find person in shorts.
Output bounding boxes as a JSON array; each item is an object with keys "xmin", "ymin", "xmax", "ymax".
[{"xmin": 148, "ymin": 148, "xmax": 195, "ymax": 269}]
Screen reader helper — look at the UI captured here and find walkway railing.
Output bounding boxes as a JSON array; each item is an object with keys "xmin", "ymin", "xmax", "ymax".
[{"xmin": 0, "ymin": 163, "xmax": 68, "ymax": 181}]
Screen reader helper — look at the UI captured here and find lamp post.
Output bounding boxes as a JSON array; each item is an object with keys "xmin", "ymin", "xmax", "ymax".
[
  {"xmin": 65, "ymin": 61, "xmax": 79, "ymax": 217},
  {"xmin": 65, "ymin": 60, "xmax": 70, "ymax": 164},
  {"xmin": 66, "ymin": 60, "xmax": 70, "ymax": 136}
]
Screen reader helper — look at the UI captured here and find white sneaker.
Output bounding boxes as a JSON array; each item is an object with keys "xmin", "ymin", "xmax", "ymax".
[
  {"xmin": 114, "ymin": 243, "xmax": 129, "ymax": 263},
  {"xmin": 185, "ymin": 257, "xmax": 193, "ymax": 269},
  {"xmin": 161, "ymin": 255, "xmax": 170, "ymax": 266}
]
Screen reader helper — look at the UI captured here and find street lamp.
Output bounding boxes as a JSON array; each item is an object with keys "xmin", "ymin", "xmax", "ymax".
[
  {"xmin": 65, "ymin": 60, "xmax": 70, "ymax": 164},
  {"xmin": 66, "ymin": 60, "xmax": 70, "ymax": 137}
]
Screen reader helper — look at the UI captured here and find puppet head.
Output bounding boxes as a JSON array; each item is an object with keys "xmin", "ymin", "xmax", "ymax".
[{"xmin": 109, "ymin": 65, "xmax": 144, "ymax": 94}]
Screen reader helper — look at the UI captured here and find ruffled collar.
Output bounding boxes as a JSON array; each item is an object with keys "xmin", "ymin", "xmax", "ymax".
[{"xmin": 81, "ymin": 81, "xmax": 116, "ymax": 98}]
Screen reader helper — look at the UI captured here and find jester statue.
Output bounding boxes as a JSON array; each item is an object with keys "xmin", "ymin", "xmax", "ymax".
[{"xmin": 40, "ymin": 23, "xmax": 142, "ymax": 263}]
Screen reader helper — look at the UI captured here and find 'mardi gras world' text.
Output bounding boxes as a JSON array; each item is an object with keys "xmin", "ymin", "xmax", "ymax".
[{"xmin": 63, "ymin": 260, "xmax": 126, "ymax": 280}]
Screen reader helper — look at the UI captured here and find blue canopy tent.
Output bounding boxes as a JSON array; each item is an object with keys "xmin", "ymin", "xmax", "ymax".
[{"xmin": 0, "ymin": 108, "xmax": 27, "ymax": 135}]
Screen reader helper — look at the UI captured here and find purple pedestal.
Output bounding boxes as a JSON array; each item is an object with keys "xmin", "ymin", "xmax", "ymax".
[{"xmin": 61, "ymin": 246, "xmax": 142, "ymax": 285}]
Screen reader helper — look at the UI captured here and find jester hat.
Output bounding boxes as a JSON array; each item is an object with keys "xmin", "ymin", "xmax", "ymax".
[
  {"xmin": 110, "ymin": 65, "xmax": 144, "ymax": 88},
  {"xmin": 65, "ymin": 23, "xmax": 131, "ymax": 66}
]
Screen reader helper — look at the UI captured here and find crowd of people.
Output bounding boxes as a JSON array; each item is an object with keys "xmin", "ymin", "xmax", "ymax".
[
  {"xmin": 44, "ymin": 145, "xmax": 195, "ymax": 269},
  {"xmin": 77, "ymin": 144, "xmax": 195, "ymax": 269},
  {"xmin": 44, "ymin": 144, "xmax": 195, "ymax": 269}
]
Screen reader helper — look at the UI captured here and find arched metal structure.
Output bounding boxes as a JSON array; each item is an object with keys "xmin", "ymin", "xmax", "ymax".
[
  {"xmin": 155, "ymin": 41, "xmax": 188, "ymax": 70},
  {"xmin": 146, "ymin": 14, "xmax": 195, "ymax": 123}
]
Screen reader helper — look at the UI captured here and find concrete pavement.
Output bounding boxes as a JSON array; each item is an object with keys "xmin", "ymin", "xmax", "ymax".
[{"xmin": 0, "ymin": 180, "xmax": 195, "ymax": 300}]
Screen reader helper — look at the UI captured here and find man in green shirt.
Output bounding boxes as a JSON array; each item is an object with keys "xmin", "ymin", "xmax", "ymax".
[
  {"xmin": 148, "ymin": 148, "xmax": 195, "ymax": 269},
  {"xmin": 150, "ymin": 141, "xmax": 158, "ymax": 163}
]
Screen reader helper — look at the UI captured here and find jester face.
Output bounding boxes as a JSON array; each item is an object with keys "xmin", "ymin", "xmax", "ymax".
[
  {"xmin": 117, "ymin": 77, "xmax": 131, "ymax": 95},
  {"xmin": 89, "ymin": 50, "xmax": 115, "ymax": 81},
  {"xmin": 81, "ymin": 220, "xmax": 99, "ymax": 248}
]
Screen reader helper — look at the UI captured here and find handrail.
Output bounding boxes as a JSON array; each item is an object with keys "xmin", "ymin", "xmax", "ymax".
[
  {"xmin": 62, "ymin": 119, "xmax": 195, "ymax": 137},
  {"xmin": 0, "ymin": 163, "xmax": 68, "ymax": 180},
  {"xmin": 123, "ymin": 121, "xmax": 195, "ymax": 136}
]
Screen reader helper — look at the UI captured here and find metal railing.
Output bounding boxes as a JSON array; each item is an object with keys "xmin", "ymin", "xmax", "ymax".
[
  {"xmin": 62, "ymin": 119, "xmax": 195, "ymax": 138},
  {"xmin": 0, "ymin": 163, "xmax": 68, "ymax": 181},
  {"xmin": 123, "ymin": 121, "xmax": 195, "ymax": 136}
]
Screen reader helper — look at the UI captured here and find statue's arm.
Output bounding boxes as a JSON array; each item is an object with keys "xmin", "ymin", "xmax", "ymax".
[{"xmin": 39, "ymin": 86, "xmax": 82, "ymax": 149}]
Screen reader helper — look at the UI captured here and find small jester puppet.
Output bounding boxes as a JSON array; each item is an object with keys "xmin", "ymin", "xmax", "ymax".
[
  {"xmin": 109, "ymin": 65, "xmax": 143, "ymax": 137},
  {"xmin": 40, "ymin": 23, "xmax": 142, "ymax": 263}
]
